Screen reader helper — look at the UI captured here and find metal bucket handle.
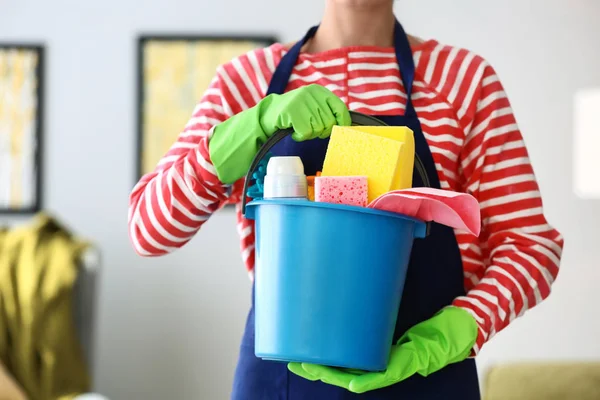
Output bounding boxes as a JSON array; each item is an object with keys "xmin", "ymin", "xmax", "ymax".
[{"xmin": 241, "ymin": 111, "xmax": 432, "ymax": 234}]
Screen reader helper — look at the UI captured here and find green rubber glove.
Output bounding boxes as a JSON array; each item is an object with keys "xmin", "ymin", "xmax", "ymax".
[
  {"xmin": 288, "ymin": 306, "xmax": 478, "ymax": 394},
  {"xmin": 208, "ymin": 84, "xmax": 351, "ymax": 184}
]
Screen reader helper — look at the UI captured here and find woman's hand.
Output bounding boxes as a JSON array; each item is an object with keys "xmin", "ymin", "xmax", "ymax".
[
  {"xmin": 288, "ymin": 306, "xmax": 478, "ymax": 393},
  {"xmin": 209, "ymin": 84, "xmax": 351, "ymax": 184},
  {"xmin": 258, "ymin": 84, "xmax": 351, "ymax": 141}
]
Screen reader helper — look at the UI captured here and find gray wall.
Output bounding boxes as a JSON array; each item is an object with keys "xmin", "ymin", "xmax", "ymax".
[{"xmin": 1, "ymin": 0, "xmax": 599, "ymax": 398}]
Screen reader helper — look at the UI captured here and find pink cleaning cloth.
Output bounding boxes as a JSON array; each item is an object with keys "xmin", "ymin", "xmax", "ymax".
[
  {"xmin": 315, "ymin": 176, "xmax": 368, "ymax": 207},
  {"xmin": 368, "ymin": 188, "xmax": 481, "ymax": 236}
]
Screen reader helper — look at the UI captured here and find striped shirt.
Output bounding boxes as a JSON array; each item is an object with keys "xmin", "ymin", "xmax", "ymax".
[{"xmin": 128, "ymin": 40, "xmax": 564, "ymax": 354}]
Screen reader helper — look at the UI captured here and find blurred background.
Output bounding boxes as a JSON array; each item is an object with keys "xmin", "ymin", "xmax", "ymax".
[{"xmin": 1, "ymin": 0, "xmax": 599, "ymax": 399}]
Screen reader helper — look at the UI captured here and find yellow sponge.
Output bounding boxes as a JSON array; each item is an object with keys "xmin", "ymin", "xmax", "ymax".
[
  {"xmin": 321, "ymin": 126, "xmax": 415, "ymax": 202},
  {"xmin": 350, "ymin": 126, "xmax": 415, "ymax": 192}
]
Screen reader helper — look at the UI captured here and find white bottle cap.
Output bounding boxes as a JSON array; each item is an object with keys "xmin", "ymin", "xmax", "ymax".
[{"xmin": 263, "ymin": 156, "xmax": 308, "ymax": 199}]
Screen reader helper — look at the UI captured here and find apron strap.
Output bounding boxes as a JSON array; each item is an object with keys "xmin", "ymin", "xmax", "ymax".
[
  {"xmin": 392, "ymin": 20, "xmax": 416, "ymax": 117},
  {"xmin": 266, "ymin": 26, "xmax": 318, "ymax": 95}
]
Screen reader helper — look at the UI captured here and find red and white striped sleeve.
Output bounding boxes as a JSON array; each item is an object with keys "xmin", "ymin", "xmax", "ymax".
[
  {"xmin": 451, "ymin": 61, "xmax": 564, "ymax": 354},
  {"xmin": 128, "ymin": 74, "xmax": 235, "ymax": 256},
  {"xmin": 128, "ymin": 47, "xmax": 274, "ymax": 257}
]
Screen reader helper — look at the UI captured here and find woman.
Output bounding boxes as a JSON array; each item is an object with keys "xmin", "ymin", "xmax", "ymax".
[{"xmin": 128, "ymin": 0, "xmax": 564, "ymax": 398}]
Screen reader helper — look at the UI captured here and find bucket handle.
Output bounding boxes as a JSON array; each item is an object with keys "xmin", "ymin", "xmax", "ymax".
[{"xmin": 241, "ymin": 111, "xmax": 432, "ymax": 233}]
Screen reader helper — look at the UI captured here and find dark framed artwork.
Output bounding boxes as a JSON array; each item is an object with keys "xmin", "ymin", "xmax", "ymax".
[
  {"xmin": 136, "ymin": 34, "xmax": 277, "ymax": 181},
  {"xmin": 0, "ymin": 44, "xmax": 44, "ymax": 214}
]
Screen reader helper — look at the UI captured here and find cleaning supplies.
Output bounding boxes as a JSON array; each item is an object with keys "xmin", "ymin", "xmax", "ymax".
[
  {"xmin": 321, "ymin": 126, "xmax": 415, "ymax": 202},
  {"xmin": 247, "ymin": 153, "xmax": 273, "ymax": 200},
  {"xmin": 314, "ymin": 176, "xmax": 368, "ymax": 207},
  {"xmin": 242, "ymin": 114, "xmax": 428, "ymax": 372},
  {"xmin": 306, "ymin": 172, "xmax": 321, "ymax": 201},
  {"xmin": 263, "ymin": 156, "xmax": 308, "ymax": 199},
  {"xmin": 368, "ymin": 188, "xmax": 481, "ymax": 236}
]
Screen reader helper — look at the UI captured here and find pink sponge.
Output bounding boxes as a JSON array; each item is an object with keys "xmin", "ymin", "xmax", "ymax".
[{"xmin": 314, "ymin": 176, "xmax": 368, "ymax": 207}]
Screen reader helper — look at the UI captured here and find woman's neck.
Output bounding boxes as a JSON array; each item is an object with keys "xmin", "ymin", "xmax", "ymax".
[{"xmin": 305, "ymin": 0, "xmax": 396, "ymax": 53}]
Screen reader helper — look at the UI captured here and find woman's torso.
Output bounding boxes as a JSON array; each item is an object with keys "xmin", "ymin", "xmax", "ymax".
[{"xmin": 231, "ymin": 41, "xmax": 487, "ymax": 290}]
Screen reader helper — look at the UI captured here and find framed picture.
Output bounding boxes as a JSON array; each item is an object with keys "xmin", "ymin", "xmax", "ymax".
[
  {"xmin": 136, "ymin": 34, "xmax": 277, "ymax": 181},
  {"xmin": 0, "ymin": 44, "xmax": 44, "ymax": 214}
]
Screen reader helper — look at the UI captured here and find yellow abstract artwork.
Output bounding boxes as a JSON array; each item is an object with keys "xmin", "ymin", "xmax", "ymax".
[
  {"xmin": 138, "ymin": 36, "xmax": 275, "ymax": 177},
  {"xmin": 0, "ymin": 46, "xmax": 42, "ymax": 212}
]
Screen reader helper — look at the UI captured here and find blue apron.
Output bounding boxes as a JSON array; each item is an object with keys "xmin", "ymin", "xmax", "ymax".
[{"xmin": 231, "ymin": 20, "xmax": 480, "ymax": 400}]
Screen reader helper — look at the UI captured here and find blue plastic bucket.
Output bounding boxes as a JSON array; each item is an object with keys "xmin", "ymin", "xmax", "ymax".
[{"xmin": 241, "ymin": 112, "xmax": 429, "ymax": 371}]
